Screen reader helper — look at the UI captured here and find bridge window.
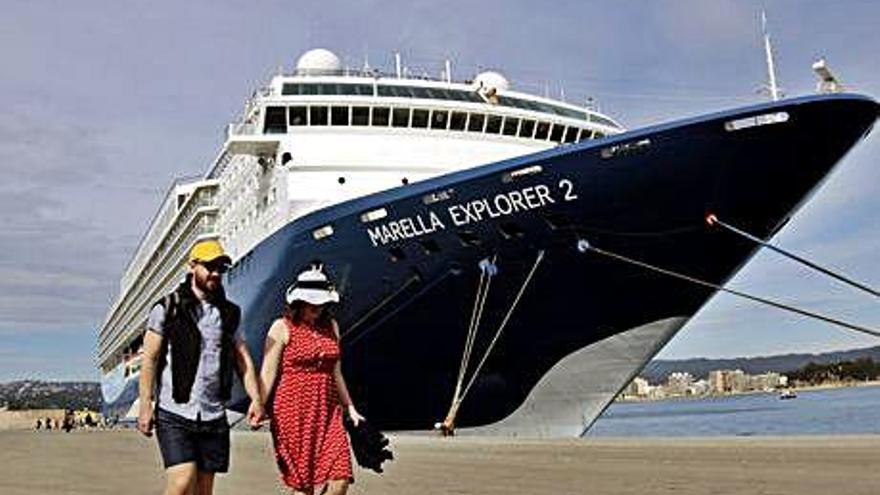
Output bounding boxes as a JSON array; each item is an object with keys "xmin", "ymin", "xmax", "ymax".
[
  {"xmin": 352, "ymin": 106, "xmax": 369, "ymax": 126},
  {"xmin": 411, "ymin": 87, "xmax": 432, "ymax": 99},
  {"xmin": 485, "ymin": 115, "xmax": 503, "ymax": 134},
  {"xmin": 372, "ymin": 107, "xmax": 390, "ymax": 126},
  {"xmin": 310, "ymin": 106, "xmax": 328, "ymax": 126},
  {"xmin": 564, "ymin": 126, "xmax": 579, "ymax": 143},
  {"xmin": 331, "ymin": 106, "xmax": 349, "ymax": 126},
  {"xmin": 280, "ymin": 82, "xmax": 617, "ymax": 126},
  {"xmin": 411, "ymin": 109, "xmax": 429, "ymax": 128},
  {"xmin": 502, "ymin": 117, "xmax": 519, "ymax": 136},
  {"xmin": 467, "ymin": 113, "xmax": 485, "ymax": 132},
  {"xmin": 449, "ymin": 111, "xmax": 467, "ymax": 131},
  {"xmin": 392, "ymin": 108, "xmax": 410, "ymax": 127},
  {"xmin": 430, "ymin": 110, "xmax": 449, "ymax": 129},
  {"xmin": 578, "ymin": 129, "xmax": 593, "ymax": 141},
  {"xmin": 386, "ymin": 86, "xmax": 414, "ymax": 97},
  {"xmin": 535, "ymin": 121, "xmax": 550, "ymax": 140},
  {"xmin": 550, "ymin": 123, "xmax": 565, "ymax": 143},
  {"xmin": 263, "ymin": 106, "xmax": 287, "ymax": 134},
  {"xmin": 519, "ymin": 119, "xmax": 535, "ymax": 138},
  {"xmin": 289, "ymin": 106, "xmax": 307, "ymax": 126}
]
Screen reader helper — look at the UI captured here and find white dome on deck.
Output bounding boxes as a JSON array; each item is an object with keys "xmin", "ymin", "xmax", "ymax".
[
  {"xmin": 474, "ymin": 71, "xmax": 510, "ymax": 91},
  {"xmin": 296, "ymin": 48, "xmax": 342, "ymax": 74}
]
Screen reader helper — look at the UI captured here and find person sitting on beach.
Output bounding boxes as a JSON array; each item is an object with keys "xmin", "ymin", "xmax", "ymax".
[
  {"xmin": 254, "ymin": 265, "xmax": 365, "ymax": 495},
  {"xmin": 137, "ymin": 239, "xmax": 264, "ymax": 495}
]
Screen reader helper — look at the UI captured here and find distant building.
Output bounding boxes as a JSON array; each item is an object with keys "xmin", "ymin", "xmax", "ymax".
[
  {"xmin": 631, "ymin": 377, "xmax": 650, "ymax": 396},
  {"xmin": 666, "ymin": 372, "xmax": 695, "ymax": 395},
  {"xmin": 728, "ymin": 369, "xmax": 748, "ymax": 392},
  {"xmin": 708, "ymin": 370, "xmax": 725, "ymax": 394},
  {"xmin": 688, "ymin": 379, "xmax": 710, "ymax": 396},
  {"xmin": 622, "ymin": 377, "xmax": 651, "ymax": 398}
]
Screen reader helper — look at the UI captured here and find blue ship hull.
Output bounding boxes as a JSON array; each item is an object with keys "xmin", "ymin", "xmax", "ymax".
[{"xmin": 106, "ymin": 94, "xmax": 878, "ymax": 435}]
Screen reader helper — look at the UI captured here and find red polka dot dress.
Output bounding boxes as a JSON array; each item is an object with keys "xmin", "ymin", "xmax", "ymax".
[{"xmin": 270, "ymin": 318, "xmax": 352, "ymax": 490}]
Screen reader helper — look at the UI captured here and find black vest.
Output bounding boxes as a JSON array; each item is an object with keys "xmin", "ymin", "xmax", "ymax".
[{"xmin": 155, "ymin": 276, "xmax": 241, "ymax": 404}]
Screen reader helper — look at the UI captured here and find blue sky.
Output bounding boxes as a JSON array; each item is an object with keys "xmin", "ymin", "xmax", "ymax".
[{"xmin": 0, "ymin": 0, "xmax": 877, "ymax": 381}]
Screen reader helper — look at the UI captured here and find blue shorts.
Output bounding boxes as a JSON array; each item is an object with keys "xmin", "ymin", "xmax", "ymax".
[{"xmin": 155, "ymin": 408, "xmax": 230, "ymax": 473}]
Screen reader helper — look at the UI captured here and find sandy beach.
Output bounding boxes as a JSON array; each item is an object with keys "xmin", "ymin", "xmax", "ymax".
[{"xmin": 1, "ymin": 430, "xmax": 878, "ymax": 494}]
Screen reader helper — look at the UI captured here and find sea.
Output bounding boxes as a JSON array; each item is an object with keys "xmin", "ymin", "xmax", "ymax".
[{"xmin": 587, "ymin": 385, "xmax": 880, "ymax": 437}]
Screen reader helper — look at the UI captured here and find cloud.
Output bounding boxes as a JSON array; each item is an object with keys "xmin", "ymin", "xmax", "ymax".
[{"xmin": 1, "ymin": 0, "xmax": 879, "ymax": 380}]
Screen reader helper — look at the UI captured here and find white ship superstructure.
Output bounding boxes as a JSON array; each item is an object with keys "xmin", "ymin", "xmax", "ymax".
[{"xmin": 97, "ymin": 48, "xmax": 623, "ymax": 386}]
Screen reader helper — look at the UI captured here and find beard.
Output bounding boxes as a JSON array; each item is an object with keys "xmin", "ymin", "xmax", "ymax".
[{"xmin": 194, "ymin": 269, "xmax": 222, "ymax": 295}]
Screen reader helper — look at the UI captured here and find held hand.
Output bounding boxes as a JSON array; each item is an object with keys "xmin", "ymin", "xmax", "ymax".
[
  {"xmin": 247, "ymin": 400, "xmax": 265, "ymax": 430},
  {"xmin": 347, "ymin": 405, "xmax": 366, "ymax": 427},
  {"xmin": 137, "ymin": 402, "xmax": 154, "ymax": 437}
]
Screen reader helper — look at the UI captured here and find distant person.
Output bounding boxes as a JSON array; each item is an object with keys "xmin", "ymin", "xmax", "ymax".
[
  {"xmin": 63, "ymin": 410, "xmax": 74, "ymax": 433},
  {"xmin": 45, "ymin": 418, "xmax": 52, "ymax": 430},
  {"xmin": 34, "ymin": 419, "xmax": 42, "ymax": 431},
  {"xmin": 137, "ymin": 239, "xmax": 263, "ymax": 495},
  {"xmin": 256, "ymin": 265, "xmax": 364, "ymax": 495}
]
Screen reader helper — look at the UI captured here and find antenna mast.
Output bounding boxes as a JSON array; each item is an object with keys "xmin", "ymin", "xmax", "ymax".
[{"xmin": 762, "ymin": 10, "xmax": 780, "ymax": 101}]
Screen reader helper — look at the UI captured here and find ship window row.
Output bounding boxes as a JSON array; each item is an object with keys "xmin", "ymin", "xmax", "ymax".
[
  {"xmin": 280, "ymin": 83, "xmax": 620, "ymax": 128},
  {"xmin": 265, "ymin": 105, "xmax": 606, "ymax": 143}
]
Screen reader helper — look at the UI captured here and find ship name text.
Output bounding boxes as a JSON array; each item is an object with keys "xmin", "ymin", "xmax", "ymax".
[{"xmin": 366, "ymin": 180, "xmax": 578, "ymax": 247}]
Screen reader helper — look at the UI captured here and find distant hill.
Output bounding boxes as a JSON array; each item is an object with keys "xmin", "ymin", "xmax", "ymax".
[
  {"xmin": 641, "ymin": 345, "xmax": 880, "ymax": 383},
  {"xmin": 0, "ymin": 381, "xmax": 101, "ymax": 411}
]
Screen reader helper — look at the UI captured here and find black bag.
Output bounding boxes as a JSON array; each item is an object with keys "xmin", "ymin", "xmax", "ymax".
[{"xmin": 343, "ymin": 416, "xmax": 394, "ymax": 473}]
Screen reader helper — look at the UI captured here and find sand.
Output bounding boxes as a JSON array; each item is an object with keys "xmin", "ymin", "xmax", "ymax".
[{"xmin": 1, "ymin": 430, "xmax": 878, "ymax": 494}]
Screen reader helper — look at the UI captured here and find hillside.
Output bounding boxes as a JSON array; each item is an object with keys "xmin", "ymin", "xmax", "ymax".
[
  {"xmin": 0, "ymin": 381, "xmax": 101, "ymax": 411},
  {"xmin": 641, "ymin": 345, "xmax": 880, "ymax": 383}
]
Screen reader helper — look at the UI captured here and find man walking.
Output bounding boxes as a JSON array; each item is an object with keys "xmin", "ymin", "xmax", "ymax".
[{"xmin": 138, "ymin": 239, "xmax": 262, "ymax": 495}]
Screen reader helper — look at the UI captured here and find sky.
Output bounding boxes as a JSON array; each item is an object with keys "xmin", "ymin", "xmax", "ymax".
[{"xmin": 0, "ymin": 0, "xmax": 877, "ymax": 381}]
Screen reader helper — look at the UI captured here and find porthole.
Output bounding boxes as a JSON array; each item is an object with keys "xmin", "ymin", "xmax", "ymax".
[
  {"xmin": 499, "ymin": 222, "xmax": 525, "ymax": 239},
  {"xmin": 456, "ymin": 230, "xmax": 481, "ymax": 247},
  {"xmin": 420, "ymin": 239, "xmax": 441, "ymax": 255},
  {"xmin": 388, "ymin": 247, "xmax": 406, "ymax": 262}
]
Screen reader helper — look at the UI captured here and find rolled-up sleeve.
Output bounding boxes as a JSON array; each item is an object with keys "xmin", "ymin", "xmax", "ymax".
[{"xmin": 147, "ymin": 303, "xmax": 165, "ymax": 335}]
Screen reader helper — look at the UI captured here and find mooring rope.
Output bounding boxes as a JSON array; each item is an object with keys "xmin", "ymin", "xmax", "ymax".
[
  {"xmin": 707, "ymin": 214, "xmax": 879, "ymax": 298},
  {"xmin": 342, "ymin": 274, "xmax": 420, "ymax": 339},
  {"xmin": 578, "ymin": 239, "xmax": 880, "ymax": 339},
  {"xmin": 439, "ymin": 250, "xmax": 546, "ymax": 434},
  {"xmin": 452, "ymin": 255, "xmax": 497, "ymax": 409},
  {"xmin": 458, "ymin": 250, "xmax": 546, "ymax": 404}
]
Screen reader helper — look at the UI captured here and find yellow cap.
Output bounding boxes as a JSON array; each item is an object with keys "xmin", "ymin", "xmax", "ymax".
[{"xmin": 189, "ymin": 239, "xmax": 231, "ymax": 264}]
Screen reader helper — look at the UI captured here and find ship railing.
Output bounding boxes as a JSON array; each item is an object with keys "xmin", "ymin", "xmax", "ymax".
[
  {"xmin": 102, "ymin": 211, "xmax": 215, "ymax": 349},
  {"xmin": 118, "ymin": 184, "xmax": 217, "ymax": 297},
  {"xmin": 284, "ymin": 67, "xmax": 445, "ymax": 81},
  {"xmin": 99, "ymin": 222, "xmax": 210, "ymax": 363},
  {"xmin": 99, "ymin": 189, "xmax": 218, "ymax": 354},
  {"xmin": 227, "ymin": 123, "xmax": 260, "ymax": 138}
]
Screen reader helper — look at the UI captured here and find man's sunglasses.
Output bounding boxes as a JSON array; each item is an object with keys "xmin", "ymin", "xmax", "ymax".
[{"xmin": 199, "ymin": 260, "xmax": 230, "ymax": 274}]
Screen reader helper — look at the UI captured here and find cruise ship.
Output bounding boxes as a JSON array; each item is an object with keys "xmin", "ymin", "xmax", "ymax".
[{"xmin": 97, "ymin": 48, "xmax": 878, "ymax": 437}]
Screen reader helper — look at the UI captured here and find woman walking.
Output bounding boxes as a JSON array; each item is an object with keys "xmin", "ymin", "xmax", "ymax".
[{"xmin": 253, "ymin": 266, "xmax": 364, "ymax": 495}]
